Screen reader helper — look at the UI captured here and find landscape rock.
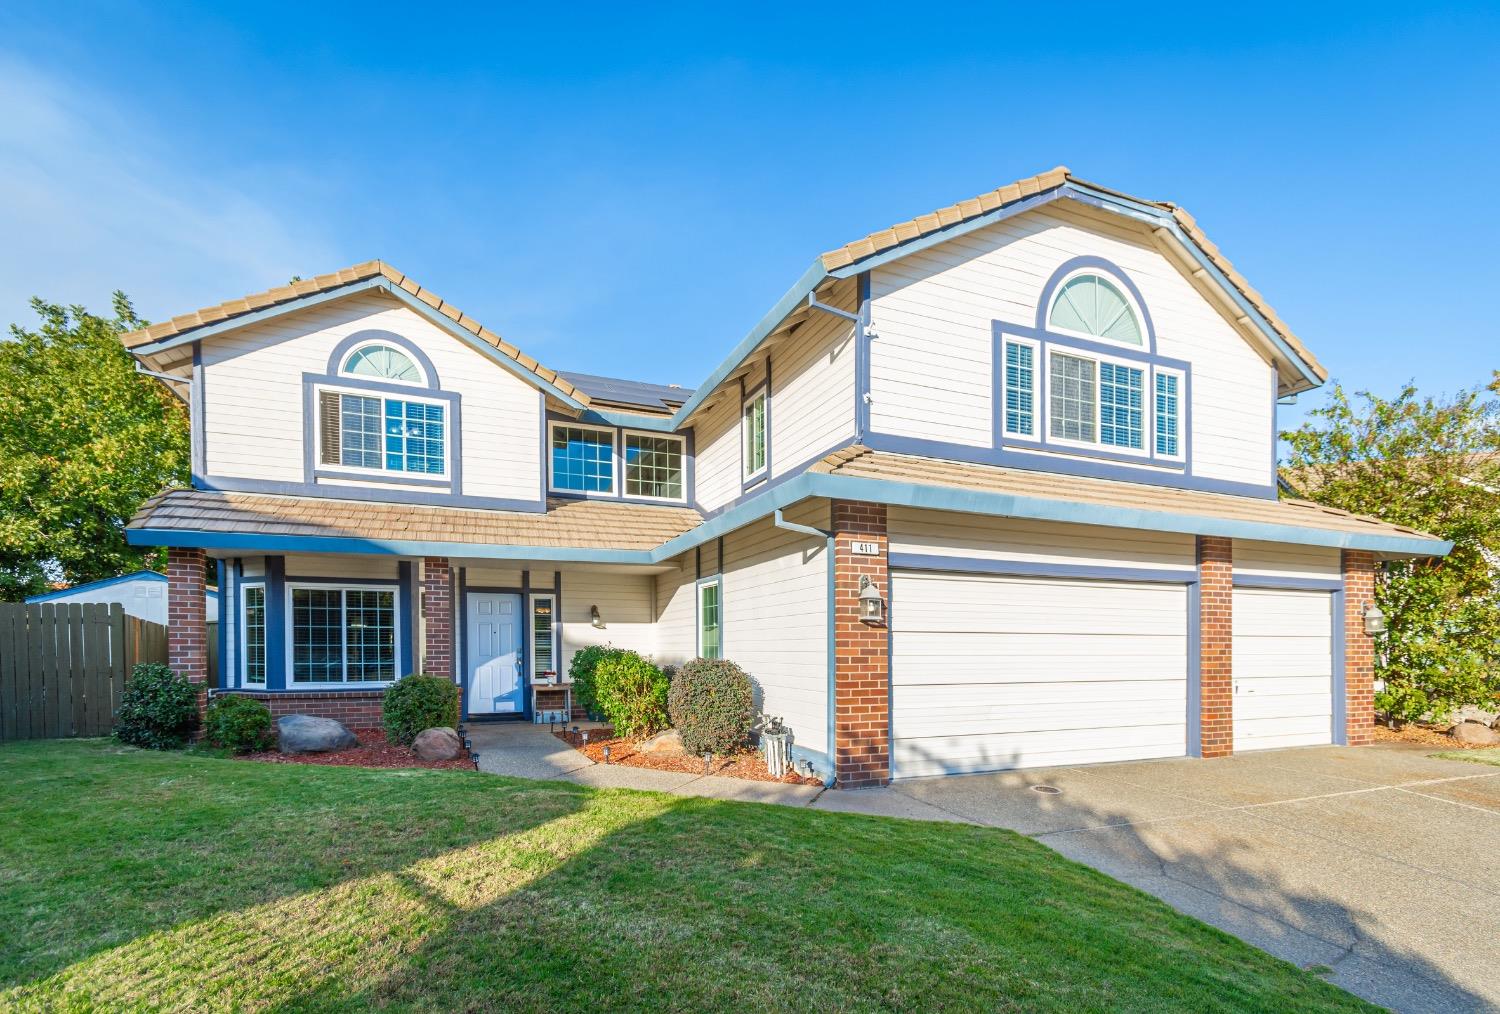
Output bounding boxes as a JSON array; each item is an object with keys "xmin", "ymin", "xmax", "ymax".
[
  {"xmin": 412, "ymin": 726, "xmax": 463, "ymax": 761},
  {"xmin": 276, "ymin": 714, "xmax": 358, "ymax": 753},
  {"xmin": 1449, "ymin": 721, "xmax": 1498, "ymax": 746},
  {"xmin": 1450, "ymin": 705, "xmax": 1499, "ymax": 728},
  {"xmin": 637, "ymin": 728, "xmax": 686, "ymax": 757}
]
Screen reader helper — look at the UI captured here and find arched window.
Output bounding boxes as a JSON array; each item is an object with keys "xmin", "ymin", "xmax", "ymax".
[
  {"xmin": 342, "ymin": 343, "xmax": 423, "ymax": 384},
  {"xmin": 1047, "ymin": 273, "xmax": 1143, "ymax": 346}
]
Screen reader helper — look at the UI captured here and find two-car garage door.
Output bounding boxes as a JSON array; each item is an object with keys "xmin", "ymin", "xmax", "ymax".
[{"xmin": 890, "ymin": 570, "xmax": 1189, "ymax": 778}]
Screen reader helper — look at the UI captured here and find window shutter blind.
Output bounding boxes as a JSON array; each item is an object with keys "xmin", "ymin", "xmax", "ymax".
[{"xmin": 319, "ymin": 391, "xmax": 342, "ymax": 464}]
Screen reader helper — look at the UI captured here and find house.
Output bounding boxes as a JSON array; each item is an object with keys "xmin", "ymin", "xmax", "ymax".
[
  {"xmin": 26, "ymin": 571, "xmax": 219, "ymax": 626},
  {"xmin": 122, "ymin": 167, "xmax": 1449, "ymax": 786}
]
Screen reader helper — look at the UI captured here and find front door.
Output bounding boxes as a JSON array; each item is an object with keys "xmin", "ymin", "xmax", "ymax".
[{"xmin": 466, "ymin": 593, "xmax": 522, "ymax": 715}]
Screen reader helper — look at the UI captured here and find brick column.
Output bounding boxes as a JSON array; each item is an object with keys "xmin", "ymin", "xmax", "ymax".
[
  {"xmin": 1197, "ymin": 536, "xmax": 1233, "ymax": 758},
  {"xmin": 421, "ymin": 557, "xmax": 454, "ymax": 678},
  {"xmin": 167, "ymin": 547, "xmax": 209, "ymax": 717},
  {"xmin": 832, "ymin": 501, "xmax": 890, "ymax": 788},
  {"xmin": 1342, "ymin": 550, "xmax": 1377, "ymax": 746}
]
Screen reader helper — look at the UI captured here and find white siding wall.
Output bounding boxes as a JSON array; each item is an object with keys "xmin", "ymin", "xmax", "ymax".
[
  {"xmin": 868, "ymin": 202, "xmax": 1276, "ymax": 486},
  {"xmin": 691, "ymin": 388, "xmax": 743, "ymax": 512},
  {"xmin": 653, "ymin": 552, "xmax": 697, "ymax": 664},
  {"xmin": 889, "ymin": 507, "xmax": 1196, "ymax": 571},
  {"xmin": 1233, "ymin": 540, "xmax": 1341, "ymax": 581},
  {"xmin": 559, "ymin": 567, "xmax": 658, "ymax": 662},
  {"xmin": 201, "ymin": 293, "xmax": 542, "ymax": 502},
  {"xmin": 283, "ymin": 554, "xmax": 399, "ymax": 580},
  {"xmin": 770, "ymin": 279, "xmax": 857, "ymax": 474}
]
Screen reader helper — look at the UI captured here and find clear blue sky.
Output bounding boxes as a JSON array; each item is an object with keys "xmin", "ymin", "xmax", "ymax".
[{"xmin": 2, "ymin": 2, "xmax": 1496, "ymax": 432}]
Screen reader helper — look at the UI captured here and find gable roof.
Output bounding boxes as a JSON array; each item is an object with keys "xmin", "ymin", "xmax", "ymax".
[{"xmin": 120, "ymin": 260, "xmax": 591, "ymax": 407}]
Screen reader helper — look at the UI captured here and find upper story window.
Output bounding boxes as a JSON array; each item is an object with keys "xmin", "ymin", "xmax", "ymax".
[
  {"xmin": 624, "ymin": 432, "xmax": 685, "ymax": 500},
  {"xmin": 551, "ymin": 425, "xmax": 616, "ymax": 493},
  {"xmin": 743, "ymin": 387, "xmax": 767, "ymax": 481},
  {"xmin": 1047, "ymin": 273, "xmax": 1143, "ymax": 347},
  {"xmin": 549, "ymin": 422, "xmax": 687, "ymax": 501},
  {"xmin": 340, "ymin": 342, "xmax": 425, "ymax": 384},
  {"xmin": 1048, "ymin": 351, "xmax": 1146, "ymax": 452},
  {"xmin": 319, "ymin": 390, "xmax": 448, "ymax": 476}
]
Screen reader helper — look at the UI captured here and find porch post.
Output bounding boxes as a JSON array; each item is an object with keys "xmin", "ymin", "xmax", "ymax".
[
  {"xmin": 1342, "ymin": 550, "xmax": 1377, "ymax": 746},
  {"xmin": 1196, "ymin": 536, "xmax": 1233, "ymax": 758},
  {"xmin": 832, "ymin": 500, "xmax": 890, "ymax": 787},
  {"xmin": 167, "ymin": 546, "xmax": 210, "ymax": 718},
  {"xmin": 421, "ymin": 557, "xmax": 454, "ymax": 678}
]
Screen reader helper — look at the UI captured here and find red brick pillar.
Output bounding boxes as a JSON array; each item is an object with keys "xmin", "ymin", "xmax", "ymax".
[
  {"xmin": 833, "ymin": 501, "xmax": 889, "ymax": 788},
  {"xmin": 421, "ymin": 557, "xmax": 454, "ymax": 678},
  {"xmin": 1197, "ymin": 536, "xmax": 1233, "ymax": 758},
  {"xmin": 167, "ymin": 546, "xmax": 209, "ymax": 717},
  {"xmin": 1342, "ymin": 550, "xmax": 1377, "ymax": 746}
]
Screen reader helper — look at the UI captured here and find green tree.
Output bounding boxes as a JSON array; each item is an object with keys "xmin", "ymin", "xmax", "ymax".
[
  {"xmin": 0, "ymin": 293, "xmax": 189, "ymax": 600},
  {"xmin": 1282, "ymin": 378, "xmax": 1500, "ymax": 724}
]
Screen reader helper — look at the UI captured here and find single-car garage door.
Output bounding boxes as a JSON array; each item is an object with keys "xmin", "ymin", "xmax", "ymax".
[
  {"xmin": 1232, "ymin": 587, "xmax": 1335, "ymax": 751},
  {"xmin": 890, "ymin": 570, "xmax": 1189, "ymax": 778}
]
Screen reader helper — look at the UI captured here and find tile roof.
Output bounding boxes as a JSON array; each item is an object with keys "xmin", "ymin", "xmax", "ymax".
[
  {"xmin": 558, "ymin": 371, "xmax": 694, "ymax": 415},
  {"xmin": 119, "ymin": 260, "xmax": 589, "ymax": 406},
  {"xmin": 812, "ymin": 446, "xmax": 1443, "ymax": 547},
  {"xmin": 817, "ymin": 167, "xmax": 1325, "ymax": 383},
  {"xmin": 128, "ymin": 489, "xmax": 701, "ymax": 552}
]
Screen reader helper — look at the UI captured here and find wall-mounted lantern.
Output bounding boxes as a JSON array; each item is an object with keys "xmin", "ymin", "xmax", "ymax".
[
  {"xmin": 1362, "ymin": 602, "xmax": 1386, "ymax": 637},
  {"xmin": 590, "ymin": 604, "xmax": 605, "ymax": 629},
  {"xmin": 859, "ymin": 576, "xmax": 886, "ymax": 625}
]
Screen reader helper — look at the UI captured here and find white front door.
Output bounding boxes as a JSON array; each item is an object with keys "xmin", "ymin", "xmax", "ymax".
[
  {"xmin": 466, "ymin": 593, "xmax": 522, "ymax": 715},
  {"xmin": 1232, "ymin": 588, "xmax": 1334, "ymax": 751}
]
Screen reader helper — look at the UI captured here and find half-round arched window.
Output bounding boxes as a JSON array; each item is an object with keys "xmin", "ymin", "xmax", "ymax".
[
  {"xmin": 342, "ymin": 343, "xmax": 424, "ymax": 384},
  {"xmin": 1047, "ymin": 273, "xmax": 1143, "ymax": 346}
]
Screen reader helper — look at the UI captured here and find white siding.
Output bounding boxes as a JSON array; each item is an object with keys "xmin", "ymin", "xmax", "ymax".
[
  {"xmin": 770, "ymin": 279, "xmax": 857, "ymax": 474},
  {"xmin": 691, "ymin": 387, "xmax": 743, "ymax": 512},
  {"xmin": 201, "ymin": 292, "xmax": 541, "ymax": 502},
  {"xmin": 463, "ymin": 564, "xmax": 525, "ymax": 588},
  {"xmin": 282, "ymin": 554, "xmax": 398, "ymax": 580},
  {"xmin": 889, "ymin": 507, "xmax": 1195, "ymax": 572},
  {"xmin": 1234, "ymin": 540, "xmax": 1341, "ymax": 581},
  {"xmin": 868, "ymin": 202, "xmax": 1276, "ymax": 486},
  {"xmin": 653, "ymin": 552, "xmax": 697, "ymax": 664},
  {"xmin": 558, "ymin": 567, "xmax": 657, "ymax": 662}
]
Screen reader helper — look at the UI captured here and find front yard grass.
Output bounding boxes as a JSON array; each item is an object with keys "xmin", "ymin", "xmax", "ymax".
[
  {"xmin": 1433, "ymin": 747, "xmax": 1500, "ymax": 767},
  {"xmin": 0, "ymin": 740, "xmax": 1370, "ymax": 1011}
]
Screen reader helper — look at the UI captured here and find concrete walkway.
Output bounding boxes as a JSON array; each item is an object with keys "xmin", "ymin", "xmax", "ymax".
[{"xmin": 468, "ymin": 724, "xmax": 1497, "ymax": 1013}]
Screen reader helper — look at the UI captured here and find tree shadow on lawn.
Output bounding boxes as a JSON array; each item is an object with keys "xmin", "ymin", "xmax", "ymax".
[{"xmin": 0, "ymin": 740, "xmax": 589, "ymax": 996}]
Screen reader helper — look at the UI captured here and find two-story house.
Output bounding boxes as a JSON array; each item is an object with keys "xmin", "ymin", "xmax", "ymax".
[{"xmin": 124, "ymin": 167, "xmax": 1448, "ymax": 786}]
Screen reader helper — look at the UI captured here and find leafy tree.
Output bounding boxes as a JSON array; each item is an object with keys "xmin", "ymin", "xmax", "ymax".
[
  {"xmin": 1282, "ymin": 378, "xmax": 1500, "ymax": 724},
  {"xmin": 0, "ymin": 293, "xmax": 189, "ymax": 600}
]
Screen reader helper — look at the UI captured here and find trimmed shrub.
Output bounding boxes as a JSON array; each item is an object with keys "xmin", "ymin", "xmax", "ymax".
[
  {"xmin": 383, "ymin": 674, "xmax": 459, "ymax": 745},
  {"xmin": 592, "ymin": 650, "xmax": 669, "ymax": 739},
  {"xmin": 568, "ymin": 644, "xmax": 627, "ymax": 717},
  {"xmin": 114, "ymin": 662, "xmax": 199, "ymax": 749},
  {"xmin": 669, "ymin": 658, "xmax": 754, "ymax": 755},
  {"xmin": 204, "ymin": 695, "xmax": 274, "ymax": 753}
]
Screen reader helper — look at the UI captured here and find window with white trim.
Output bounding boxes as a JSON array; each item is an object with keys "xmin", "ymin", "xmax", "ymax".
[
  {"xmin": 697, "ymin": 580, "xmax": 722, "ymax": 659},
  {"xmin": 623, "ymin": 432, "xmax": 685, "ymax": 501},
  {"xmin": 1049, "ymin": 352, "xmax": 1097, "ymax": 443},
  {"xmin": 290, "ymin": 585, "xmax": 397, "ymax": 684},
  {"xmin": 742, "ymin": 388, "xmax": 767, "ymax": 480},
  {"xmin": 1098, "ymin": 361, "xmax": 1144, "ymax": 450},
  {"xmin": 530, "ymin": 594, "xmax": 557, "ymax": 677},
  {"xmin": 242, "ymin": 584, "xmax": 266, "ymax": 686},
  {"xmin": 319, "ymin": 390, "xmax": 447, "ymax": 476},
  {"xmin": 1047, "ymin": 350, "xmax": 1152, "ymax": 452},
  {"xmin": 550, "ymin": 424, "xmax": 615, "ymax": 493},
  {"xmin": 1155, "ymin": 371, "xmax": 1182, "ymax": 457},
  {"xmin": 1048, "ymin": 273, "xmax": 1143, "ymax": 346},
  {"xmin": 1003, "ymin": 339, "xmax": 1036, "ymax": 437},
  {"xmin": 341, "ymin": 343, "xmax": 424, "ymax": 384}
]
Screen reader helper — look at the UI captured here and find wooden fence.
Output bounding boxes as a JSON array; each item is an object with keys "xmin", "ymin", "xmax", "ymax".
[{"xmin": 0, "ymin": 603, "xmax": 169, "ymax": 741}]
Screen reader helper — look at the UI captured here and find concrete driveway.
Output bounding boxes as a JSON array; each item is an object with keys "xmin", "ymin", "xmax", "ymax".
[{"xmin": 816, "ymin": 744, "xmax": 1499, "ymax": 1013}]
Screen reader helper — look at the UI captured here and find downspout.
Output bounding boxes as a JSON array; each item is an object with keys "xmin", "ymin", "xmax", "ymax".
[{"xmin": 773, "ymin": 509, "xmax": 838, "ymax": 786}]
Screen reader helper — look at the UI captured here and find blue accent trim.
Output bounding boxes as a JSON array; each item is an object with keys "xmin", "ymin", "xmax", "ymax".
[
  {"xmin": 300, "ymin": 371, "xmax": 463, "ymax": 493},
  {"xmin": 232, "ymin": 557, "xmax": 244, "ymax": 687},
  {"xmin": 825, "ymin": 532, "xmax": 837, "ymax": 773},
  {"xmin": 1035, "ymin": 256, "xmax": 1158, "ymax": 353},
  {"xmin": 326, "ymin": 329, "xmax": 441, "ymax": 388},
  {"xmin": 198, "ymin": 475, "xmax": 543, "ymax": 513},
  {"xmin": 520, "ymin": 569, "xmax": 532, "ymax": 719},
  {"xmin": 215, "ymin": 559, "xmax": 227, "ymax": 689},
  {"xmin": 458, "ymin": 567, "xmax": 468, "ymax": 714},
  {"xmin": 265, "ymin": 556, "xmax": 286, "ymax": 691},
  {"xmin": 191, "ymin": 343, "xmax": 206, "ymax": 485},
  {"xmin": 1187, "ymin": 575, "xmax": 1202, "ymax": 757},
  {"xmin": 583, "ymin": 409, "xmax": 679, "ymax": 431},
  {"xmin": 398, "ymin": 561, "xmax": 414, "ymax": 676},
  {"xmin": 1271, "ymin": 365, "xmax": 1280, "ymax": 483},
  {"xmin": 1233, "ymin": 574, "xmax": 1343, "ymax": 591},
  {"xmin": 888, "ymin": 553, "xmax": 1196, "ymax": 586},
  {"xmin": 1332, "ymin": 584, "xmax": 1348, "ymax": 746}
]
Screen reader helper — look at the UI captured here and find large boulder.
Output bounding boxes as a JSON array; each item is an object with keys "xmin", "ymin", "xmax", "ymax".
[
  {"xmin": 412, "ymin": 726, "xmax": 462, "ymax": 761},
  {"xmin": 1450, "ymin": 705, "xmax": 1499, "ymax": 728},
  {"xmin": 637, "ymin": 728, "xmax": 685, "ymax": 757},
  {"xmin": 1450, "ymin": 721, "xmax": 1498, "ymax": 746},
  {"xmin": 276, "ymin": 714, "xmax": 357, "ymax": 754}
]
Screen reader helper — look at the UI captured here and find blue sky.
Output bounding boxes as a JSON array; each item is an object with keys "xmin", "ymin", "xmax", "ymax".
[{"xmin": 1, "ymin": 2, "xmax": 1496, "ymax": 432}]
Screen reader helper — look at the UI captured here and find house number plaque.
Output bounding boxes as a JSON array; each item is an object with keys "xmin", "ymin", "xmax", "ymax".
[{"xmin": 850, "ymin": 540, "xmax": 881, "ymax": 556}]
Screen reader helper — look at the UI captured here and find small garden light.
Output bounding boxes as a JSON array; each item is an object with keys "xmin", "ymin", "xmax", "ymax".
[
  {"xmin": 602, "ymin": 745, "xmax": 611, "ymax": 764},
  {"xmin": 703, "ymin": 751, "xmax": 712, "ymax": 775},
  {"xmin": 1362, "ymin": 601, "xmax": 1386, "ymax": 637},
  {"xmin": 581, "ymin": 730, "xmax": 590, "ymax": 746},
  {"xmin": 858, "ymin": 575, "xmax": 886, "ymax": 625}
]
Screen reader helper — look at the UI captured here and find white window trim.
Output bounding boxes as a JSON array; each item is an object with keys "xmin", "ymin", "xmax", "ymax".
[
  {"xmin": 696, "ymin": 576, "xmax": 723, "ymax": 659},
  {"xmin": 1044, "ymin": 268, "xmax": 1149, "ymax": 351},
  {"xmin": 1151, "ymin": 365, "xmax": 1187, "ymax": 462},
  {"xmin": 742, "ymin": 385, "xmax": 768, "ymax": 482},
  {"xmin": 620, "ymin": 428, "xmax": 688, "ymax": 504},
  {"xmin": 1043, "ymin": 347, "xmax": 1152, "ymax": 459},
  {"xmin": 284, "ymin": 581, "xmax": 402, "ymax": 690},
  {"xmin": 314, "ymin": 383, "xmax": 452, "ymax": 480},
  {"xmin": 1001, "ymin": 335, "xmax": 1041, "ymax": 439},
  {"xmin": 240, "ymin": 582, "xmax": 266, "ymax": 688},
  {"xmin": 337, "ymin": 339, "xmax": 428, "ymax": 386},
  {"xmin": 528, "ymin": 592, "xmax": 559, "ymax": 679},
  {"xmin": 547, "ymin": 420, "xmax": 619, "ymax": 497}
]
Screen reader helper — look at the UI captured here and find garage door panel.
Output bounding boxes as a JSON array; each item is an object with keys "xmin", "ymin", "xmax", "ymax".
[
  {"xmin": 1235, "ymin": 692, "xmax": 1334, "ymax": 722},
  {"xmin": 1232, "ymin": 588, "xmax": 1334, "ymax": 752},
  {"xmin": 1233, "ymin": 715, "xmax": 1332, "ymax": 751},
  {"xmin": 894, "ymin": 697, "xmax": 1187, "ymax": 739},
  {"xmin": 894, "ymin": 725, "xmax": 1187, "ymax": 779},
  {"xmin": 893, "ymin": 637, "xmax": 1189, "ymax": 685}
]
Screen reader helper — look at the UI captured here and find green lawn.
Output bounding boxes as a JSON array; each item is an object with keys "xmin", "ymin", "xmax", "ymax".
[
  {"xmin": 0, "ymin": 741, "xmax": 1369, "ymax": 1012},
  {"xmin": 1433, "ymin": 747, "xmax": 1500, "ymax": 767}
]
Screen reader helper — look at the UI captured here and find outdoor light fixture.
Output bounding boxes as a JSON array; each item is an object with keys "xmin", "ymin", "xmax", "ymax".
[
  {"xmin": 602, "ymin": 745, "xmax": 611, "ymax": 765},
  {"xmin": 1362, "ymin": 602, "xmax": 1387, "ymax": 637},
  {"xmin": 581, "ymin": 730, "xmax": 590, "ymax": 746},
  {"xmin": 858, "ymin": 575, "xmax": 886, "ymax": 625},
  {"xmin": 590, "ymin": 604, "xmax": 604, "ymax": 629},
  {"xmin": 703, "ymin": 751, "xmax": 712, "ymax": 775}
]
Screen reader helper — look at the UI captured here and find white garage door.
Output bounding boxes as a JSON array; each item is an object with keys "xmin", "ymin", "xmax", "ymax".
[
  {"xmin": 890, "ymin": 570, "xmax": 1189, "ymax": 778},
  {"xmin": 1232, "ymin": 588, "xmax": 1334, "ymax": 751}
]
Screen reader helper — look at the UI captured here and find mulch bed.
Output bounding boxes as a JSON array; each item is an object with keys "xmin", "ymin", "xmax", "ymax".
[
  {"xmin": 240, "ymin": 728, "xmax": 475, "ymax": 770},
  {"xmin": 555, "ymin": 729, "xmax": 816, "ymax": 784},
  {"xmin": 1372, "ymin": 721, "xmax": 1495, "ymax": 750}
]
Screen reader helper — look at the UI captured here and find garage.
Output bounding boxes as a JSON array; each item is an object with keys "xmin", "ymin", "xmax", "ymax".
[
  {"xmin": 1232, "ymin": 587, "xmax": 1335, "ymax": 751},
  {"xmin": 890, "ymin": 569, "xmax": 1190, "ymax": 778}
]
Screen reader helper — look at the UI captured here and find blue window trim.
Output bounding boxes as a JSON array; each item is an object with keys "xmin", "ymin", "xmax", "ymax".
[
  {"xmin": 327, "ymin": 330, "xmax": 442, "ymax": 389},
  {"xmin": 300, "ymin": 373, "xmax": 463, "ymax": 491},
  {"xmin": 283, "ymin": 578, "xmax": 403, "ymax": 689},
  {"xmin": 544, "ymin": 412, "xmax": 693, "ymax": 505},
  {"xmin": 1038, "ymin": 259, "xmax": 1156, "ymax": 352}
]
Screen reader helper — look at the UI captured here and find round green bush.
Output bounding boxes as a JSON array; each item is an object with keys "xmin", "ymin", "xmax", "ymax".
[
  {"xmin": 114, "ymin": 662, "xmax": 199, "ymax": 749},
  {"xmin": 592, "ymin": 650, "xmax": 669, "ymax": 739},
  {"xmin": 383, "ymin": 674, "xmax": 459, "ymax": 745},
  {"xmin": 568, "ymin": 644, "xmax": 627, "ymax": 717},
  {"xmin": 668, "ymin": 658, "xmax": 754, "ymax": 754},
  {"xmin": 203, "ymin": 694, "xmax": 274, "ymax": 753}
]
